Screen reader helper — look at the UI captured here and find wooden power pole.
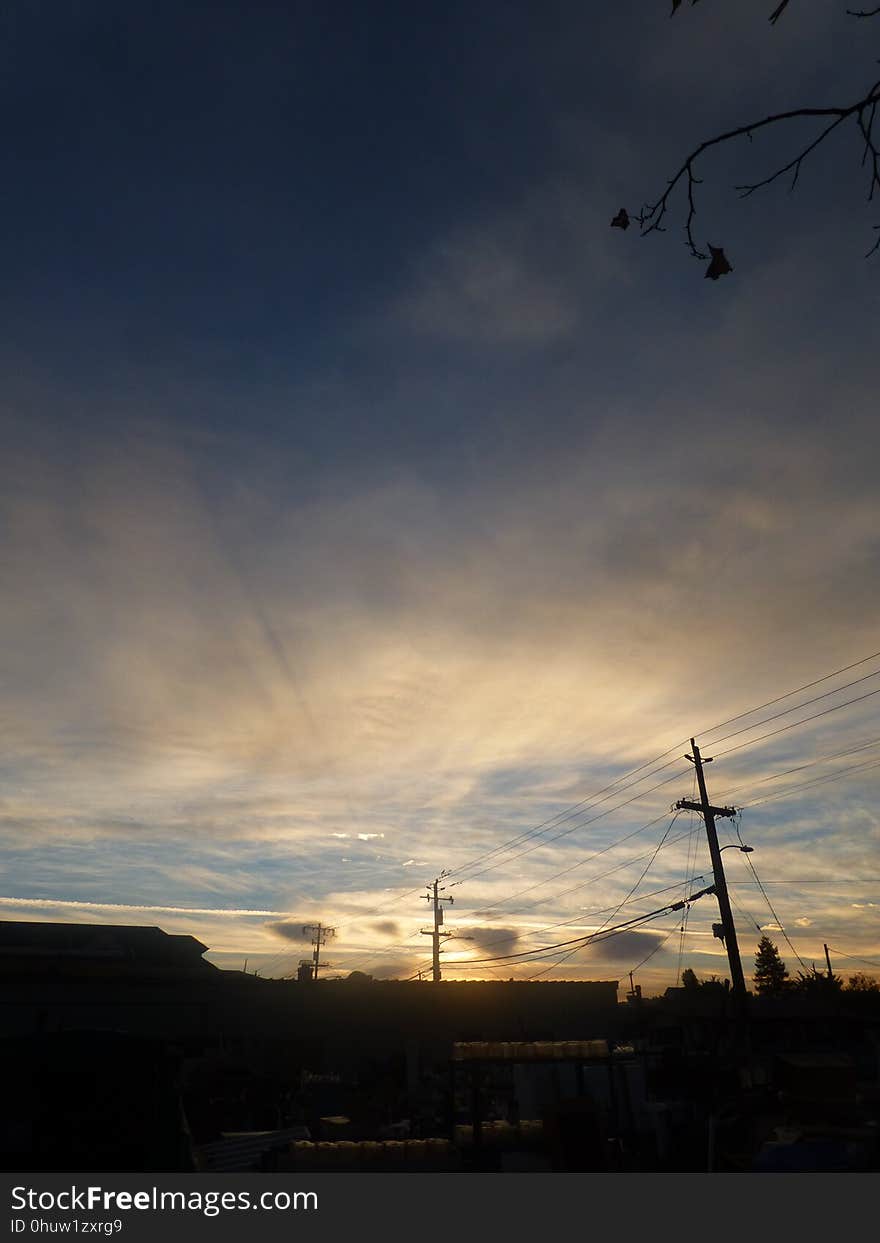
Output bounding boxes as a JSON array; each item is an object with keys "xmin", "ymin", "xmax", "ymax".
[
  {"xmin": 302, "ymin": 922, "xmax": 336, "ymax": 980},
  {"xmin": 421, "ymin": 873, "xmax": 454, "ymax": 982},
  {"xmin": 675, "ymin": 738, "xmax": 747, "ymax": 1000}
]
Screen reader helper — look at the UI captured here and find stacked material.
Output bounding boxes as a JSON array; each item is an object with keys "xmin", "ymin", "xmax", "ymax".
[
  {"xmin": 454, "ymin": 1120, "xmax": 546, "ymax": 1150},
  {"xmin": 452, "ymin": 1039, "xmax": 608, "ymax": 1060},
  {"xmin": 279, "ymin": 1137, "xmax": 457, "ymax": 1171}
]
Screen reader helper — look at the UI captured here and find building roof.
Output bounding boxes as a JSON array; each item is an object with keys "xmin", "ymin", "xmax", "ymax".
[{"xmin": 0, "ymin": 920, "xmax": 210, "ymax": 966}]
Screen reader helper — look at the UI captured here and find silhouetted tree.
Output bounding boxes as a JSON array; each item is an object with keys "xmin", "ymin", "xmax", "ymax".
[
  {"xmin": 845, "ymin": 971, "xmax": 880, "ymax": 991},
  {"xmin": 753, "ymin": 935, "xmax": 789, "ymax": 994},
  {"xmin": 792, "ymin": 964, "xmax": 844, "ymax": 994},
  {"xmin": 681, "ymin": 967, "xmax": 700, "ymax": 990},
  {"xmin": 612, "ymin": 4, "xmax": 880, "ymax": 270}
]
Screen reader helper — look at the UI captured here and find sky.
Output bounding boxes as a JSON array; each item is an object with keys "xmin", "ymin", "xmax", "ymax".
[{"xmin": 2, "ymin": 1, "xmax": 879, "ymax": 993}]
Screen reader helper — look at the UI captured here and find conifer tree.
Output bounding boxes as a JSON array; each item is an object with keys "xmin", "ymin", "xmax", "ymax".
[{"xmin": 753, "ymin": 935, "xmax": 789, "ymax": 995}]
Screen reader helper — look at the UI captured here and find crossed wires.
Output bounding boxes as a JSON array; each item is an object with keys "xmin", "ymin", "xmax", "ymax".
[{"xmin": 261, "ymin": 649, "xmax": 880, "ymax": 977}]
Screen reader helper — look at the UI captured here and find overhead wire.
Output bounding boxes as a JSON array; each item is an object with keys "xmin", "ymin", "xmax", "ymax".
[
  {"xmin": 741, "ymin": 756, "xmax": 880, "ymax": 810},
  {"xmin": 522, "ymin": 812, "xmax": 683, "ymax": 981},
  {"xmin": 266, "ymin": 650, "xmax": 880, "ymax": 979},
  {"xmin": 825, "ymin": 947, "xmax": 880, "ymax": 970},
  {"xmin": 473, "ymin": 803, "xmax": 681, "ymax": 915},
  {"xmin": 403, "ymin": 874, "xmax": 712, "ymax": 980},
  {"xmin": 497, "ymin": 822, "xmax": 699, "ymax": 914},
  {"xmin": 714, "ymin": 735, "xmax": 880, "ymax": 803},
  {"xmin": 705, "ymin": 668, "xmax": 880, "ymax": 750},
  {"xmin": 628, "ymin": 922, "xmax": 681, "ymax": 976},
  {"xmin": 714, "ymin": 686, "xmax": 880, "ymax": 760},
  {"xmin": 449, "ymin": 662, "xmax": 880, "ymax": 904},
  {"xmin": 676, "ymin": 768, "xmax": 702, "ymax": 985},
  {"xmin": 694, "ymin": 649, "xmax": 880, "ymax": 742},
  {"xmin": 456, "ymin": 885, "xmax": 717, "ymax": 969},
  {"xmin": 742, "ymin": 850, "xmax": 808, "ymax": 972},
  {"xmin": 449, "ymin": 651, "xmax": 880, "ymax": 886},
  {"xmin": 453, "ymin": 768, "xmax": 687, "ymax": 887}
]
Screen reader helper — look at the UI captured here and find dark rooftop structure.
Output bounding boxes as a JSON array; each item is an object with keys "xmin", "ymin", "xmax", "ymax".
[{"xmin": 0, "ymin": 920, "xmax": 212, "ymax": 970}]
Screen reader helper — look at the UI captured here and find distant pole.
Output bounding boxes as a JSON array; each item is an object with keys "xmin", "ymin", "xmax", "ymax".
[
  {"xmin": 302, "ymin": 922, "xmax": 336, "ymax": 980},
  {"xmin": 824, "ymin": 944, "xmax": 833, "ymax": 979},
  {"xmin": 421, "ymin": 873, "xmax": 454, "ymax": 982},
  {"xmin": 676, "ymin": 739, "xmax": 746, "ymax": 1000}
]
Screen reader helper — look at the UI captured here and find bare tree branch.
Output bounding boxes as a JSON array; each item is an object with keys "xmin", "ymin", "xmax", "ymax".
[
  {"xmin": 735, "ymin": 113, "xmax": 850, "ymax": 197},
  {"xmin": 769, "ymin": 1, "xmax": 793, "ymax": 24},
  {"xmin": 635, "ymin": 78, "xmax": 880, "ymax": 260}
]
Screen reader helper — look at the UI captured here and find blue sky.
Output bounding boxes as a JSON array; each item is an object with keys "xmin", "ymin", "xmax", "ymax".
[{"xmin": 2, "ymin": 1, "xmax": 879, "ymax": 991}]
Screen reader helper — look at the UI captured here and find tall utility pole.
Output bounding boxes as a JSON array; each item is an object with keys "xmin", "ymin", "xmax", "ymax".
[
  {"xmin": 301, "ymin": 922, "xmax": 336, "ymax": 981},
  {"xmin": 675, "ymin": 738, "xmax": 746, "ymax": 1000},
  {"xmin": 421, "ymin": 872, "xmax": 454, "ymax": 982}
]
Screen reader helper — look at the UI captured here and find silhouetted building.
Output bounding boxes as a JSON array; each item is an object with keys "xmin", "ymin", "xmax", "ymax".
[{"xmin": 0, "ymin": 920, "xmax": 213, "ymax": 972}]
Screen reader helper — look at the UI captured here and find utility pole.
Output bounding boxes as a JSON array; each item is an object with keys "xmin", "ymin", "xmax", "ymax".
[
  {"xmin": 421, "ymin": 872, "xmax": 454, "ymax": 982},
  {"xmin": 302, "ymin": 922, "xmax": 336, "ymax": 981},
  {"xmin": 824, "ymin": 943, "xmax": 833, "ymax": 979},
  {"xmin": 675, "ymin": 738, "xmax": 746, "ymax": 1001}
]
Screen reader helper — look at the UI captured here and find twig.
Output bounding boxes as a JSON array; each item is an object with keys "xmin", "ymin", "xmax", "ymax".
[
  {"xmin": 856, "ymin": 100, "xmax": 880, "ymax": 201},
  {"xmin": 637, "ymin": 79, "xmax": 880, "ymax": 258},
  {"xmin": 735, "ymin": 113, "xmax": 849, "ymax": 196}
]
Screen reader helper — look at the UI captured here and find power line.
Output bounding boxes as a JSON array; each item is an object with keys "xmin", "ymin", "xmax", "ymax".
[
  {"xmin": 452, "ymin": 768, "xmax": 686, "ymax": 886},
  {"xmin": 707, "ymin": 669, "xmax": 880, "ymax": 750},
  {"xmin": 473, "ymin": 806, "xmax": 677, "ymax": 913},
  {"xmin": 825, "ymin": 947, "xmax": 880, "ymax": 970},
  {"xmin": 519, "ymin": 823, "xmax": 701, "ymax": 912},
  {"xmin": 715, "ymin": 735, "xmax": 880, "ymax": 803},
  {"xmin": 483, "ymin": 820, "xmax": 698, "ymax": 919},
  {"xmin": 696, "ymin": 649, "xmax": 880, "ymax": 742},
  {"xmin": 742, "ymin": 756, "xmax": 880, "ymax": 810},
  {"xmin": 446, "ymin": 751, "xmax": 689, "ymax": 884},
  {"xmin": 274, "ymin": 741, "xmax": 877, "ymax": 979},
  {"xmin": 267, "ymin": 652, "xmax": 880, "ymax": 979},
  {"xmin": 447, "ymin": 885, "xmax": 717, "ymax": 969},
  {"xmin": 715, "ymin": 686, "xmax": 880, "ymax": 760},
  {"xmin": 334, "ymin": 653, "xmax": 880, "ymax": 976},
  {"xmin": 399, "ymin": 874, "xmax": 713, "ymax": 981},
  {"xmin": 452, "ymin": 668, "xmax": 880, "ymax": 901},
  {"xmin": 449, "ymin": 651, "xmax": 880, "ymax": 886},
  {"xmin": 742, "ymin": 852, "xmax": 808, "ymax": 972},
  {"xmin": 587, "ymin": 813, "xmax": 682, "ymax": 947},
  {"xmin": 528, "ymin": 816, "xmax": 685, "ymax": 984},
  {"xmin": 629, "ymin": 921, "xmax": 680, "ymax": 975}
]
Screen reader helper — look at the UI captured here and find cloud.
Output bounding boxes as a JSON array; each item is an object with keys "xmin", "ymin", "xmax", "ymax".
[
  {"xmin": 2, "ymin": 38, "xmax": 879, "ymax": 991},
  {"xmin": 463, "ymin": 926, "xmax": 522, "ymax": 957},
  {"xmin": 0, "ymin": 895, "xmax": 286, "ymax": 917},
  {"xmin": 265, "ymin": 920, "xmax": 314, "ymax": 943},
  {"xmin": 371, "ymin": 920, "xmax": 401, "ymax": 938},
  {"xmin": 391, "ymin": 228, "xmax": 577, "ymax": 347},
  {"xmin": 580, "ymin": 930, "xmax": 667, "ymax": 964}
]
